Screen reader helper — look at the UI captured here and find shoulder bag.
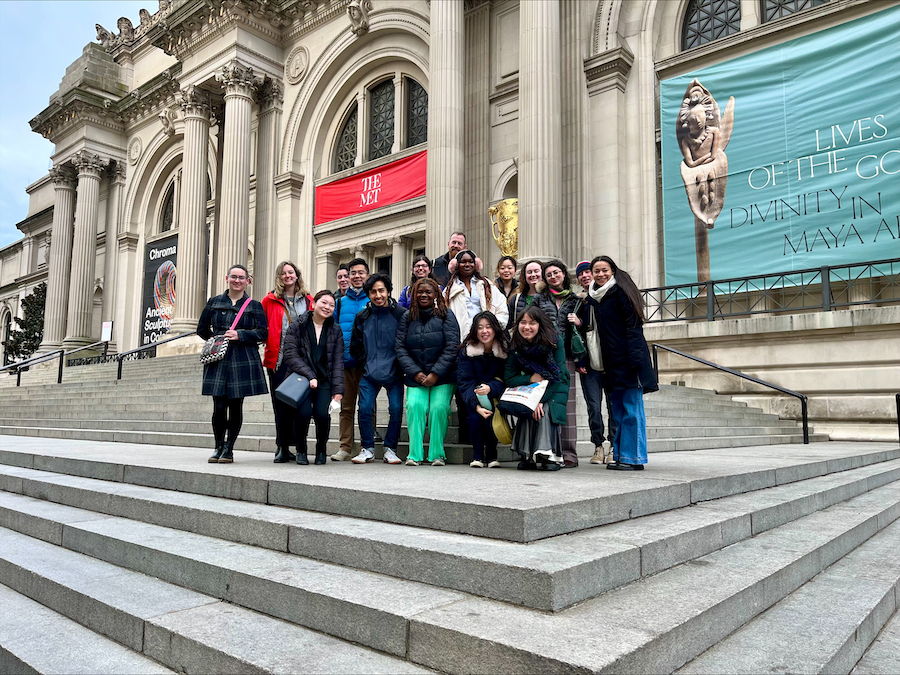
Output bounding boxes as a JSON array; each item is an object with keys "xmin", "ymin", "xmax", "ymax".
[
  {"xmin": 569, "ymin": 299, "xmax": 587, "ymax": 360},
  {"xmin": 199, "ymin": 297, "xmax": 252, "ymax": 365}
]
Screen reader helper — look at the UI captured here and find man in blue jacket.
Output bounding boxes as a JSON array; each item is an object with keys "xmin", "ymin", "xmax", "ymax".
[
  {"xmin": 349, "ymin": 273, "xmax": 408, "ymax": 464},
  {"xmin": 332, "ymin": 258, "xmax": 370, "ymax": 461}
]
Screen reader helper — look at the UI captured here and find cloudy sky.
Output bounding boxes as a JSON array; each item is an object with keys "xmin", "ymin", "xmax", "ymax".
[{"xmin": 0, "ymin": 0, "xmax": 148, "ymax": 249}]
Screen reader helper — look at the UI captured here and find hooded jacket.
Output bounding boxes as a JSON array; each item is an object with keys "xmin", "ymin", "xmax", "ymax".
[
  {"xmin": 348, "ymin": 299, "xmax": 407, "ymax": 385},
  {"xmin": 334, "ymin": 286, "xmax": 369, "ymax": 367}
]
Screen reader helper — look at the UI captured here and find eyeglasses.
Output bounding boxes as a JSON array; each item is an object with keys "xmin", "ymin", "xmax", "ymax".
[{"xmin": 228, "ymin": 275, "xmax": 248, "ymax": 281}]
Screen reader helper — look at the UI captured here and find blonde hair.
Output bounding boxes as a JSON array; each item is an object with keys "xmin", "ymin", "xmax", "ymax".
[{"xmin": 273, "ymin": 261, "xmax": 309, "ymax": 299}]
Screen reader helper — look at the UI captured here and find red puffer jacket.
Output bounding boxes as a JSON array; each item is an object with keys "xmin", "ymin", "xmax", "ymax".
[{"xmin": 261, "ymin": 291, "xmax": 313, "ymax": 369}]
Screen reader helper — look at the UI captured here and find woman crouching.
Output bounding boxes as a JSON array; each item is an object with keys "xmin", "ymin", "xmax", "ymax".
[{"xmin": 500, "ymin": 306, "xmax": 568, "ymax": 471}]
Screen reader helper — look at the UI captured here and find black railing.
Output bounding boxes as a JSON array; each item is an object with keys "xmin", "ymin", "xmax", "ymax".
[
  {"xmin": 0, "ymin": 340, "xmax": 109, "ymax": 387},
  {"xmin": 116, "ymin": 332, "xmax": 196, "ymax": 380},
  {"xmin": 643, "ymin": 258, "xmax": 899, "ymax": 323},
  {"xmin": 651, "ymin": 343, "xmax": 809, "ymax": 444},
  {"xmin": 895, "ymin": 393, "xmax": 899, "ymax": 446}
]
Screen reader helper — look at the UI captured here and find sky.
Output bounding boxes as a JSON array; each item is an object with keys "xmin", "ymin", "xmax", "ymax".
[{"xmin": 0, "ymin": 0, "xmax": 148, "ymax": 250}]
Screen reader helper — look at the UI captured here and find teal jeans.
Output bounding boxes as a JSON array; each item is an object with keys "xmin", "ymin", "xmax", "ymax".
[{"xmin": 405, "ymin": 383, "xmax": 455, "ymax": 462}]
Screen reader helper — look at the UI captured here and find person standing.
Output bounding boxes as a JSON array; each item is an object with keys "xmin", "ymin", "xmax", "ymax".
[
  {"xmin": 398, "ymin": 255, "xmax": 437, "ymax": 309},
  {"xmin": 507, "ymin": 260, "xmax": 558, "ymax": 328},
  {"xmin": 332, "ymin": 258, "xmax": 370, "ymax": 461},
  {"xmin": 445, "ymin": 250, "xmax": 509, "ymax": 339},
  {"xmin": 199, "ymin": 265, "xmax": 268, "ymax": 464},
  {"xmin": 584, "ymin": 256, "xmax": 658, "ymax": 471},
  {"xmin": 261, "ymin": 261, "xmax": 313, "ymax": 463},
  {"xmin": 282, "ymin": 290, "xmax": 344, "ymax": 464},
  {"xmin": 349, "ymin": 273, "xmax": 407, "ymax": 465},
  {"xmin": 431, "ymin": 231, "xmax": 467, "ymax": 287},
  {"xmin": 334, "ymin": 264, "xmax": 350, "ymax": 299},
  {"xmin": 495, "ymin": 255, "xmax": 519, "ymax": 299},
  {"xmin": 395, "ymin": 278, "xmax": 460, "ymax": 466}
]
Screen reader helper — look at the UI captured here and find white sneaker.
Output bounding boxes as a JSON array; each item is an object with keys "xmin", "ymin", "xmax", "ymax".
[
  {"xmin": 405, "ymin": 458, "xmax": 420, "ymax": 466},
  {"xmin": 590, "ymin": 446, "xmax": 604, "ymax": 465},
  {"xmin": 469, "ymin": 460, "xmax": 485, "ymax": 468},
  {"xmin": 331, "ymin": 449, "xmax": 352, "ymax": 462},
  {"xmin": 603, "ymin": 440, "xmax": 614, "ymax": 464},
  {"xmin": 431, "ymin": 458, "xmax": 446, "ymax": 467},
  {"xmin": 351, "ymin": 448, "xmax": 375, "ymax": 463},
  {"xmin": 488, "ymin": 460, "xmax": 501, "ymax": 468},
  {"xmin": 383, "ymin": 448, "xmax": 402, "ymax": 465}
]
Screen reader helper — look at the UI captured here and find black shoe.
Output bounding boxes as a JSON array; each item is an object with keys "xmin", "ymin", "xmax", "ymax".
[
  {"xmin": 314, "ymin": 451, "xmax": 327, "ymax": 465},
  {"xmin": 274, "ymin": 446, "xmax": 292, "ymax": 463},
  {"xmin": 606, "ymin": 462, "xmax": 644, "ymax": 471},
  {"xmin": 539, "ymin": 461, "xmax": 562, "ymax": 471},
  {"xmin": 218, "ymin": 442, "xmax": 234, "ymax": 464},
  {"xmin": 516, "ymin": 460, "xmax": 537, "ymax": 471},
  {"xmin": 208, "ymin": 443, "xmax": 225, "ymax": 463},
  {"xmin": 296, "ymin": 450, "xmax": 309, "ymax": 465},
  {"xmin": 286, "ymin": 448, "xmax": 297, "ymax": 461}
]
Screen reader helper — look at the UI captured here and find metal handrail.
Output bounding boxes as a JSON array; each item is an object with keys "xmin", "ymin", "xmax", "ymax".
[
  {"xmin": 651, "ymin": 343, "xmax": 809, "ymax": 444},
  {"xmin": 116, "ymin": 331, "xmax": 197, "ymax": 380},
  {"xmin": 0, "ymin": 340, "xmax": 109, "ymax": 387},
  {"xmin": 895, "ymin": 394, "xmax": 899, "ymax": 445}
]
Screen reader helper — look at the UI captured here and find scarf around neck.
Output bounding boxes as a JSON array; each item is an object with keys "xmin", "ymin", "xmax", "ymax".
[
  {"xmin": 514, "ymin": 341, "xmax": 561, "ymax": 382},
  {"xmin": 589, "ymin": 276, "xmax": 617, "ymax": 303},
  {"xmin": 549, "ymin": 287, "xmax": 572, "ymax": 303}
]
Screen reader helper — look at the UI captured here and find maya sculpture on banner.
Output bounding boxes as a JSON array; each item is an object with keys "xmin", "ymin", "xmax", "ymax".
[
  {"xmin": 489, "ymin": 198, "xmax": 518, "ymax": 258},
  {"xmin": 677, "ymin": 79, "xmax": 735, "ymax": 283}
]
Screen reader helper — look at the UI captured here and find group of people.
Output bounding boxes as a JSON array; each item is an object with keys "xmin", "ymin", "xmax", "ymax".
[{"xmin": 198, "ymin": 231, "xmax": 657, "ymax": 472}]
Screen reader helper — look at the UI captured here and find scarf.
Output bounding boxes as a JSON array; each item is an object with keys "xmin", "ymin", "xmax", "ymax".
[
  {"xmin": 514, "ymin": 341, "xmax": 561, "ymax": 382},
  {"xmin": 589, "ymin": 276, "xmax": 616, "ymax": 303},
  {"xmin": 549, "ymin": 287, "xmax": 572, "ymax": 304}
]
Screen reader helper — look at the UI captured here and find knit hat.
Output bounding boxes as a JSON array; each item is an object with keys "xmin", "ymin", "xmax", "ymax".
[{"xmin": 575, "ymin": 260, "xmax": 591, "ymax": 276}]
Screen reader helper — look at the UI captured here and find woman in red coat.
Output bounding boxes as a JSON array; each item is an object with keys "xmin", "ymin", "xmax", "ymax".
[{"xmin": 261, "ymin": 261, "xmax": 313, "ymax": 463}]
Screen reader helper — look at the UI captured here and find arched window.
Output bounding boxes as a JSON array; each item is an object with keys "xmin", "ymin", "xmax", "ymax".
[
  {"xmin": 406, "ymin": 78, "xmax": 428, "ymax": 147},
  {"xmin": 682, "ymin": 0, "xmax": 742, "ymax": 50},
  {"xmin": 369, "ymin": 79, "xmax": 395, "ymax": 161},
  {"xmin": 160, "ymin": 182, "xmax": 175, "ymax": 232},
  {"xmin": 334, "ymin": 105, "xmax": 358, "ymax": 172},
  {"xmin": 761, "ymin": 0, "xmax": 828, "ymax": 23}
]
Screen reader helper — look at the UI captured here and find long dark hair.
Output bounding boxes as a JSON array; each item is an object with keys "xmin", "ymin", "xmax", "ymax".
[
  {"xmin": 517, "ymin": 259, "xmax": 545, "ymax": 296},
  {"xmin": 510, "ymin": 305, "xmax": 558, "ymax": 351},
  {"xmin": 591, "ymin": 255, "xmax": 645, "ymax": 323},
  {"xmin": 445, "ymin": 250, "xmax": 493, "ymax": 308},
  {"xmin": 407, "ymin": 254, "xmax": 435, "ymax": 288},
  {"xmin": 460, "ymin": 310, "xmax": 511, "ymax": 354},
  {"xmin": 408, "ymin": 277, "xmax": 449, "ymax": 322}
]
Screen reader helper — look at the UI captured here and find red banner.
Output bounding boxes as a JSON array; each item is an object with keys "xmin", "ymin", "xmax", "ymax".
[{"xmin": 314, "ymin": 150, "xmax": 427, "ymax": 225}]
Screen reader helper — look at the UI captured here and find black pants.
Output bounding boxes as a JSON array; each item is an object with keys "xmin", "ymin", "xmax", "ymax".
[
  {"xmin": 454, "ymin": 389, "xmax": 471, "ymax": 444},
  {"xmin": 295, "ymin": 385, "xmax": 332, "ymax": 457},
  {"xmin": 267, "ymin": 362, "xmax": 295, "ymax": 447},
  {"xmin": 212, "ymin": 396, "xmax": 244, "ymax": 445},
  {"xmin": 466, "ymin": 407, "xmax": 498, "ymax": 462}
]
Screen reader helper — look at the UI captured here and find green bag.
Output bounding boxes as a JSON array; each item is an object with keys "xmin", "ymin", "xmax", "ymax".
[{"xmin": 569, "ymin": 300, "xmax": 587, "ymax": 360}]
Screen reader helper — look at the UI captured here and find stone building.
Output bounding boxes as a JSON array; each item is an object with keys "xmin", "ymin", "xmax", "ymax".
[{"xmin": 2, "ymin": 0, "xmax": 897, "ymax": 438}]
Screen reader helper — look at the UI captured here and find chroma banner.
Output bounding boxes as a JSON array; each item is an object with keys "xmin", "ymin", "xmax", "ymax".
[
  {"xmin": 314, "ymin": 150, "xmax": 427, "ymax": 225},
  {"xmin": 140, "ymin": 234, "xmax": 177, "ymax": 345},
  {"xmin": 660, "ymin": 5, "xmax": 900, "ymax": 286}
]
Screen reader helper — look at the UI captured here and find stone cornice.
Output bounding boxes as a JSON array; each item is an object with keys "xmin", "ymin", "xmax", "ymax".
[
  {"xmin": 12, "ymin": 206, "xmax": 54, "ymax": 235},
  {"xmin": 30, "ymin": 91, "xmax": 125, "ymax": 142},
  {"xmin": 584, "ymin": 46, "xmax": 634, "ymax": 97},
  {"xmin": 274, "ymin": 171, "xmax": 305, "ymax": 199},
  {"xmin": 117, "ymin": 64, "xmax": 183, "ymax": 126},
  {"xmin": 283, "ymin": 0, "xmax": 350, "ymax": 43}
]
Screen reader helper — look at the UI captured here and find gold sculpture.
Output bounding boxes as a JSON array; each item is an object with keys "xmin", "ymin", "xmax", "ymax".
[{"xmin": 489, "ymin": 198, "xmax": 518, "ymax": 258}]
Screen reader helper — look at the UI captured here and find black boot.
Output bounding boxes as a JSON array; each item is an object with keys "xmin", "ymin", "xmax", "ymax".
[
  {"xmin": 218, "ymin": 441, "xmax": 234, "ymax": 464},
  {"xmin": 274, "ymin": 446, "xmax": 291, "ymax": 463},
  {"xmin": 296, "ymin": 447, "xmax": 309, "ymax": 465},
  {"xmin": 314, "ymin": 450, "xmax": 327, "ymax": 465},
  {"xmin": 208, "ymin": 442, "xmax": 225, "ymax": 463}
]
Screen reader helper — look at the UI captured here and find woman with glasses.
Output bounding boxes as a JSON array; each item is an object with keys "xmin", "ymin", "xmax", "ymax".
[
  {"xmin": 398, "ymin": 254, "xmax": 438, "ymax": 309},
  {"xmin": 199, "ymin": 264, "xmax": 269, "ymax": 464}
]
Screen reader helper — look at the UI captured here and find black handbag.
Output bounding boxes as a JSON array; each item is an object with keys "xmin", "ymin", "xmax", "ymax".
[{"xmin": 275, "ymin": 373, "xmax": 311, "ymax": 408}]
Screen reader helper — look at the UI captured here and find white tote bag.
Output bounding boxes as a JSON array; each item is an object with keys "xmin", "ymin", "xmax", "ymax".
[{"xmin": 499, "ymin": 380, "xmax": 549, "ymax": 412}]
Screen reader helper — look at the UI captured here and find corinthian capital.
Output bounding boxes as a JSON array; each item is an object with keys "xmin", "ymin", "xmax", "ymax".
[
  {"xmin": 177, "ymin": 85, "xmax": 210, "ymax": 118},
  {"xmin": 49, "ymin": 166, "xmax": 77, "ymax": 189},
  {"xmin": 216, "ymin": 60, "xmax": 257, "ymax": 98},
  {"xmin": 72, "ymin": 150, "xmax": 108, "ymax": 177},
  {"xmin": 257, "ymin": 77, "xmax": 284, "ymax": 111}
]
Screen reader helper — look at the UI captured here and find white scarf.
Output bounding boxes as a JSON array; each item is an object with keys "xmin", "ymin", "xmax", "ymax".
[{"xmin": 589, "ymin": 276, "xmax": 616, "ymax": 303}]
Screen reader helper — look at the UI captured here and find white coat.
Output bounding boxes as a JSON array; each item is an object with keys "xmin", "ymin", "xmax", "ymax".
[{"xmin": 445, "ymin": 277, "xmax": 510, "ymax": 340}]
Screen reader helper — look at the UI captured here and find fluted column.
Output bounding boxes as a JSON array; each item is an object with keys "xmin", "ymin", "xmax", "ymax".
[
  {"xmin": 425, "ymin": 0, "xmax": 464, "ymax": 256},
  {"xmin": 561, "ymin": 0, "xmax": 586, "ymax": 262},
  {"xmin": 170, "ymin": 85, "xmax": 211, "ymax": 335},
  {"xmin": 101, "ymin": 163, "xmax": 126, "ymax": 350},
  {"xmin": 39, "ymin": 166, "xmax": 76, "ymax": 350},
  {"xmin": 253, "ymin": 76, "xmax": 283, "ymax": 299},
  {"xmin": 464, "ymin": 2, "xmax": 491, "ymax": 261},
  {"xmin": 215, "ymin": 60, "xmax": 257, "ymax": 282},
  {"xmin": 389, "ymin": 235, "xmax": 412, "ymax": 298},
  {"xmin": 518, "ymin": 0, "xmax": 562, "ymax": 260},
  {"xmin": 63, "ymin": 150, "xmax": 107, "ymax": 349}
]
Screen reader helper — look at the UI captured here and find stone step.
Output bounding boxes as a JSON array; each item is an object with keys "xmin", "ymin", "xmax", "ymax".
[
  {"xmin": 678, "ymin": 517, "xmax": 900, "ymax": 675},
  {"xmin": 0, "ymin": 528, "xmax": 431, "ymax": 675},
  {"xmin": 0, "ymin": 582, "xmax": 174, "ymax": 675},
  {"xmin": 2, "ymin": 458, "xmax": 897, "ymax": 611},
  {"xmin": 1, "ymin": 438, "xmax": 893, "ymax": 542},
  {"xmin": 852, "ymin": 605, "xmax": 900, "ymax": 675}
]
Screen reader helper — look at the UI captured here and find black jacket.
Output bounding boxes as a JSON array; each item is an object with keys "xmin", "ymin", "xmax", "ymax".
[
  {"xmin": 395, "ymin": 309, "xmax": 460, "ymax": 386},
  {"xmin": 432, "ymin": 252, "xmax": 453, "ymax": 287},
  {"xmin": 457, "ymin": 342, "xmax": 507, "ymax": 412},
  {"xmin": 506, "ymin": 289, "xmax": 558, "ymax": 329},
  {"xmin": 282, "ymin": 312, "xmax": 345, "ymax": 394},
  {"xmin": 349, "ymin": 299, "xmax": 407, "ymax": 384}
]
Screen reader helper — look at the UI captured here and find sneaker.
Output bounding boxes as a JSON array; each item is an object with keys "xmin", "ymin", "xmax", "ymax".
[
  {"xmin": 383, "ymin": 448, "xmax": 402, "ymax": 464},
  {"xmin": 488, "ymin": 460, "xmax": 501, "ymax": 468},
  {"xmin": 431, "ymin": 457, "xmax": 446, "ymax": 467},
  {"xmin": 590, "ymin": 446, "xmax": 604, "ymax": 465},
  {"xmin": 469, "ymin": 460, "xmax": 485, "ymax": 468},
  {"xmin": 405, "ymin": 458, "xmax": 420, "ymax": 466},
  {"xmin": 331, "ymin": 449, "xmax": 352, "ymax": 462},
  {"xmin": 603, "ymin": 440, "xmax": 614, "ymax": 464},
  {"xmin": 351, "ymin": 448, "xmax": 376, "ymax": 463}
]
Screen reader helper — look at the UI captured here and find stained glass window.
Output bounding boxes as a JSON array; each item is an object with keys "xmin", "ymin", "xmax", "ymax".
[
  {"xmin": 761, "ymin": 0, "xmax": 828, "ymax": 23},
  {"xmin": 682, "ymin": 0, "xmax": 742, "ymax": 50},
  {"xmin": 406, "ymin": 78, "xmax": 428, "ymax": 147},
  {"xmin": 369, "ymin": 79, "xmax": 395, "ymax": 161},
  {"xmin": 161, "ymin": 182, "xmax": 175, "ymax": 232},
  {"xmin": 334, "ymin": 105, "xmax": 358, "ymax": 172}
]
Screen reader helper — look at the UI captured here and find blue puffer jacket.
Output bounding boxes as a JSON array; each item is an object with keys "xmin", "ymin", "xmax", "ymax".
[
  {"xmin": 395, "ymin": 308, "xmax": 460, "ymax": 387},
  {"xmin": 335, "ymin": 286, "xmax": 369, "ymax": 367}
]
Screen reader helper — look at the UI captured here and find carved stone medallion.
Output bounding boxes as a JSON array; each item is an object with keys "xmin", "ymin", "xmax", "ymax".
[
  {"xmin": 285, "ymin": 46, "xmax": 310, "ymax": 85},
  {"xmin": 128, "ymin": 137, "xmax": 143, "ymax": 164}
]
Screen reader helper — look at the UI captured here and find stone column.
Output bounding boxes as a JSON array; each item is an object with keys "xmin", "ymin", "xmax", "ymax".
[
  {"xmin": 216, "ymin": 60, "xmax": 257, "ymax": 282},
  {"xmin": 101, "ymin": 163, "xmax": 126, "ymax": 350},
  {"xmin": 425, "ymin": 0, "xmax": 464, "ymax": 257},
  {"xmin": 169, "ymin": 85, "xmax": 211, "ymax": 335},
  {"xmin": 560, "ymin": 0, "xmax": 586, "ymax": 263},
  {"xmin": 64, "ymin": 150, "xmax": 107, "ymax": 349},
  {"xmin": 40, "ymin": 167, "xmax": 77, "ymax": 350},
  {"xmin": 391, "ymin": 74, "xmax": 405, "ymax": 153},
  {"xmin": 518, "ymin": 0, "xmax": 562, "ymax": 260},
  {"xmin": 389, "ymin": 235, "xmax": 412, "ymax": 298},
  {"xmin": 464, "ymin": 2, "xmax": 491, "ymax": 263},
  {"xmin": 253, "ymin": 76, "xmax": 284, "ymax": 298}
]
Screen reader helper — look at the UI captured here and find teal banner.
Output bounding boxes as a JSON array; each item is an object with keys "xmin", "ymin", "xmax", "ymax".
[{"xmin": 660, "ymin": 5, "xmax": 900, "ymax": 286}]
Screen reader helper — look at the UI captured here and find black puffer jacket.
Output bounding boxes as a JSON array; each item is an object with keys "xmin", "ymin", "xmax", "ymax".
[
  {"xmin": 546, "ymin": 289, "xmax": 585, "ymax": 360},
  {"xmin": 282, "ymin": 312, "xmax": 345, "ymax": 394},
  {"xmin": 506, "ymin": 286, "xmax": 558, "ymax": 329},
  {"xmin": 395, "ymin": 308, "xmax": 460, "ymax": 387}
]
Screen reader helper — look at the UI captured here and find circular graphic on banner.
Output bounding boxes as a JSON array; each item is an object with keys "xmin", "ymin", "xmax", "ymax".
[
  {"xmin": 128, "ymin": 137, "xmax": 143, "ymax": 164},
  {"xmin": 285, "ymin": 46, "xmax": 309, "ymax": 85},
  {"xmin": 153, "ymin": 260, "xmax": 176, "ymax": 321}
]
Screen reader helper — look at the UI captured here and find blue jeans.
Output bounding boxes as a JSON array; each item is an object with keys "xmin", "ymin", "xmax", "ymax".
[
  {"xmin": 580, "ymin": 368, "xmax": 617, "ymax": 447},
  {"xmin": 358, "ymin": 376, "xmax": 403, "ymax": 449},
  {"xmin": 608, "ymin": 387, "xmax": 647, "ymax": 465}
]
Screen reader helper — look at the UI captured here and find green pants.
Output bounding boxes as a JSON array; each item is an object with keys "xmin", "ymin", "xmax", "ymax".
[{"xmin": 405, "ymin": 383, "xmax": 455, "ymax": 462}]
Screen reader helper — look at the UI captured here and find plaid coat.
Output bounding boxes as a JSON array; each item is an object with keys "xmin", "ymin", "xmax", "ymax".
[{"xmin": 198, "ymin": 292, "xmax": 269, "ymax": 398}]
